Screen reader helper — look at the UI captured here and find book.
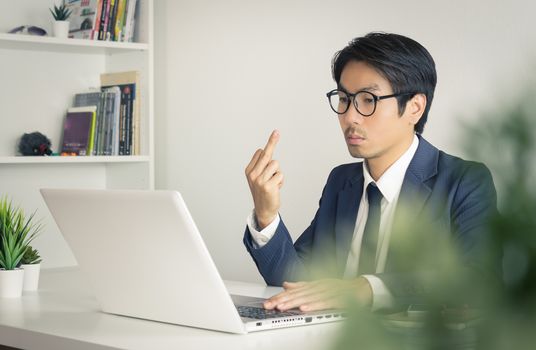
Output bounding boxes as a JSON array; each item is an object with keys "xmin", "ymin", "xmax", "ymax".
[
  {"xmin": 96, "ymin": 92, "xmax": 108, "ymax": 154},
  {"xmin": 99, "ymin": 0, "xmax": 111, "ymax": 40},
  {"xmin": 93, "ymin": 0, "xmax": 103, "ymax": 39},
  {"xmin": 114, "ymin": 0, "xmax": 127, "ymax": 42},
  {"xmin": 106, "ymin": 86, "xmax": 121, "ymax": 155},
  {"xmin": 73, "ymin": 91, "xmax": 104, "ymax": 155},
  {"xmin": 61, "ymin": 106, "xmax": 97, "ymax": 156},
  {"xmin": 100, "ymin": 88, "xmax": 120, "ymax": 155},
  {"xmin": 106, "ymin": 0, "xmax": 117, "ymax": 40},
  {"xmin": 66, "ymin": 0, "xmax": 101, "ymax": 40},
  {"xmin": 122, "ymin": 84, "xmax": 134, "ymax": 154},
  {"xmin": 113, "ymin": 83, "xmax": 135, "ymax": 155},
  {"xmin": 99, "ymin": 91, "xmax": 110, "ymax": 155},
  {"xmin": 123, "ymin": 0, "xmax": 138, "ymax": 42},
  {"xmin": 100, "ymin": 71, "xmax": 140, "ymax": 155}
]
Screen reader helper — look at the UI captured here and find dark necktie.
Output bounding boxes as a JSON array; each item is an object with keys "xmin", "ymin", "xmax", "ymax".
[{"xmin": 358, "ymin": 183, "xmax": 383, "ymax": 274}]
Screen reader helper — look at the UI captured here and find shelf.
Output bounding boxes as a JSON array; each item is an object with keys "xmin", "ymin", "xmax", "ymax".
[
  {"xmin": 0, "ymin": 156, "xmax": 151, "ymax": 164},
  {"xmin": 0, "ymin": 33, "xmax": 148, "ymax": 54}
]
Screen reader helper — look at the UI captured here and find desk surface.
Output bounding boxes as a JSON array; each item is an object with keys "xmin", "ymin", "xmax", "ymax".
[{"xmin": 0, "ymin": 267, "xmax": 341, "ymax": 350}]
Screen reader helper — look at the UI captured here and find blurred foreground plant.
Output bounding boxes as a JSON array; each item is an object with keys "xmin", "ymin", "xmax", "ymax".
[{"xmin": 461, "ymin": 87, "xmax": 536, "ymax": 350}]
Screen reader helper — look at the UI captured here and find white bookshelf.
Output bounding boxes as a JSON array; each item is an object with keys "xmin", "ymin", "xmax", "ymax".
[
  {"xmin": 0, "ymin": 155, "xmax": 151, "ymax": 164},
  {"xmin": 0, "ymin": 0, "xmax": 154, "ymax": 268},
  {"xmin": 0, "ymin": 32, "xmax": 149, "ymax": 52}
]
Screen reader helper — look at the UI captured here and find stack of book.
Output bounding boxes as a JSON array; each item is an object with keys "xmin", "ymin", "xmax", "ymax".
[
  {"xmin": 66, "ymin": 0, "xmax": 139, "ymax": 42},
  {"xmin": 61, "ymin": 71, "xmax": 140, "ymax": 156}
]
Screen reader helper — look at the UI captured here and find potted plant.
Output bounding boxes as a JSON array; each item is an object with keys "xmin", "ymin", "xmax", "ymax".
[
  {"xmin": 49, "ymin": 1, "xmax": 72, "ymax": 39},
  {"xmin": 0, "ymin": 197, "xmax": 42, "ymax": 298},
  {"xmin": 21, "ymin": 245, "xmax": 42, "ymax": 291}
]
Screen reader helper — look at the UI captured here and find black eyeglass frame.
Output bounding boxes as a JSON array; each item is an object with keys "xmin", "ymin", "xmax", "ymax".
[{"xmin": 326, "ymin": 89, "xmax": 418, "ymax": 117}]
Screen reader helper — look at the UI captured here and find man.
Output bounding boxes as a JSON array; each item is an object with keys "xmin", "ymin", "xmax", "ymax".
[{"xmin": 243, "ymin": 32, "xmax": 498, "ymax": 312}]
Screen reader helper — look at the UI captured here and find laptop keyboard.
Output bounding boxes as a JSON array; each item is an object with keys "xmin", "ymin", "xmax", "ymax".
[{"xmin": 237, "ymin": 306, "xmax": 303, "ymax": 320}]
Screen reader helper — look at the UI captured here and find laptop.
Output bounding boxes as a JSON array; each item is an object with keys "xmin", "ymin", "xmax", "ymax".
[{"xmin": 40, "ymin": 189, "xmax": 345, "ymax": 334}]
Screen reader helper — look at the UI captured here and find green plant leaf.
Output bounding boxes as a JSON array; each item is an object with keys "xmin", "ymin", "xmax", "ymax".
[{"xmin": 0, "ymin": 197, "xmax": 42, "ymax": 270}]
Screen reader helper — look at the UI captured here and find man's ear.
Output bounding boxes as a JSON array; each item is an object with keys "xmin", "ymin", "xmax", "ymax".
[{"xmin": 406, "ymin": 93, "xmax": 427, "ymax": 126}]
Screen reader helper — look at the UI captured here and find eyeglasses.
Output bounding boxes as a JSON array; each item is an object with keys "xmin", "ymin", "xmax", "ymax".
[
  {"xmin": 8, "ymin": 25, "xmax": 47, "ymax": 36},
  {"xmin": 326, "ymin": 89, "xmax": 417, "ymax": 117}
]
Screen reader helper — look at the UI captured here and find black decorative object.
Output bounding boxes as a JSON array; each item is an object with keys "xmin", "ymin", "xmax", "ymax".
[{"xmin": 18, "ymin": 132, "xmax": 53, "ymax": 156}]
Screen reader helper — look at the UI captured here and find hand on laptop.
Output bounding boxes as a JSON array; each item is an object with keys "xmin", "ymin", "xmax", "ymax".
[
  {"xmin": 263, "ymin": 277, "xmax": 373, "ymax": 312},
  {"xmin": 245, "ymin": 130, "xmax": 284, "ymax": 230}
]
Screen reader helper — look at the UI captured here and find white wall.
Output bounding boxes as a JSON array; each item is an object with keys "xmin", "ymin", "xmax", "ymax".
[{"xmin": 154, "ymin": 0, "xmax": 536, "ymax": 283}]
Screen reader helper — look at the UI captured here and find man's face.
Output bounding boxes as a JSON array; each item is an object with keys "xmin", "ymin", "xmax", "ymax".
[{"xmin": 338, "ymin": 60, "xmax": 416, "ymax": 162}]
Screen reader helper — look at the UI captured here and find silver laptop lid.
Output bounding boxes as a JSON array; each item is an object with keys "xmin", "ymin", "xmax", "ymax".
[{"xmin": 41, "ymin": 189, "xmax": 245, "ymax": 334}]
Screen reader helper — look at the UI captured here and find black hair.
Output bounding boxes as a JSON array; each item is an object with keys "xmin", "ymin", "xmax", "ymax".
[{"xmin": 331, "ymin": 32, "xmax": 437, "ymax": 134}]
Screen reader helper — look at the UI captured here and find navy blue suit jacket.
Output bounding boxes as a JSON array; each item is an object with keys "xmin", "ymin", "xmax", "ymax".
[{"xmin": 243, "ymin": 136, "xmax": 498, "ymax": 306}]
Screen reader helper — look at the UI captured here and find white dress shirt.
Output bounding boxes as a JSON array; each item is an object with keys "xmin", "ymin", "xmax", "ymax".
[{"xmin": 247, "ymin": 135, "xmax": 419, "ymax": 310}]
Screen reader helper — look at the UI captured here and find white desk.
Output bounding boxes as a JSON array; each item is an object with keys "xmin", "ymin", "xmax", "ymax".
[{"xmin": 0, "ymin": 268, "xmax": 341, "ymax": 350}]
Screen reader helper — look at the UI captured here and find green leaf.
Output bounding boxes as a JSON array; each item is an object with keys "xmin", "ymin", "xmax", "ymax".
[{"xmin": 0, "ymin": 197, "xmax": 42, "ymax": 270}]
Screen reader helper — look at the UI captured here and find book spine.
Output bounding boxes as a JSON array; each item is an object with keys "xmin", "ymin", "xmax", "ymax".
[
  {"xmin": 119, "ymin": 90, "xmax": 125, "ymax": 155},
  {"xmin": 125, "ymin": 0, "xmax": 137, "ymax": 42},
  {"xmin": 113, "ymin": 89, "xmax": 121, "ymax": 155},
  {"xmin": 120, "ymin": 0, "xmax": 128, "ymax": 42},
  {"xmin": 99, "ymin": 0, "xmax": 109, "ymax": 41},
  {"xmin": 110, "ymin": 91, "xmax": 117, "ymax": 155},
  {"xmin": 105, "ymin": 92, "xmax": 114, "ymax": 156},
  {"xmin": 87, "ymin": 110, "xmax": 97, "ymax": 156},
  {"xmin": 101, "ymin": 92, "xmax": 108, "ymax": 155},
  {"xmin": 95, "ymin": 93, "xmax": 104, "ymax": 155},
  {"xmin": 130, "ymin": 8, "xmax": 137, "ymax": 42},
  {"xmin": 121, "ymin": 0, "xmax": 129, "ymax": 41},
  {"xmin": 107, "ymin": 0, "xmax": 117, "ymax": 41},
  {"xmin": 97, "ymin": 93, "xmax": 106, "ymax": 155},
  {"xmin": 114, "ymin": 0, "xmax": 126, "ymax": 42},
  {"xmin": 121, "ymin": 0, "xmax": 129, "ymax": 42},
  {"xmin": 91, "ymin": 97, "xmax": 99, "ymax": 155},
  {"xmin": 132, "ymin": 82, "xmax": 140, "ymax": 155},
  {"xmin": 93, "ymin": 0, "xmax": 103, "ymax": 40},
  {"xmin": 125, "ymin": 85, "xmax": 134, "ymax": 155}
]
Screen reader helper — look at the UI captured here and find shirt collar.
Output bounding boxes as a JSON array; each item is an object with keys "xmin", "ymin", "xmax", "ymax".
[{"xmin": 362, "ymin": 134, "xmax": 420, "ymax": 203}]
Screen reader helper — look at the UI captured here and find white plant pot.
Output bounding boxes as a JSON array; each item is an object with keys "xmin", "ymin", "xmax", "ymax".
[
  {"xmin": 53, "ymin": 20, "xmax": 70, "ymax": 38},
  {"xmin": 0, "ymin": 268, "xmax": 25, "ymax": 298},
  {"xmin": 21, "ymin": 263, "xmax": 41, "ymax": 291}
]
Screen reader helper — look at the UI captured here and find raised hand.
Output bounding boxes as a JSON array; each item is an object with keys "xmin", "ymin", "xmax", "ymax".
[{"xmin": 245, "ymin": 130, "xmax": 284, "ymax": 230}]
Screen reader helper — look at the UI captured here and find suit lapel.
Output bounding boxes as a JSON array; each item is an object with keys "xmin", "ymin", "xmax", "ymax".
[
  {"xmin": 397, "ymin": 136, "xmax": 439, "ymax": 222},
  {"xmin": 396, "ymin": 170, "xmax": 433, "ymax": 224},
  {"xmin": 334, "ymin": 173, "xmax": 364, "ymax": 272},
  {"xmin": 388, "ymin": 136, "xmax": 439, "ymax": 268}
]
